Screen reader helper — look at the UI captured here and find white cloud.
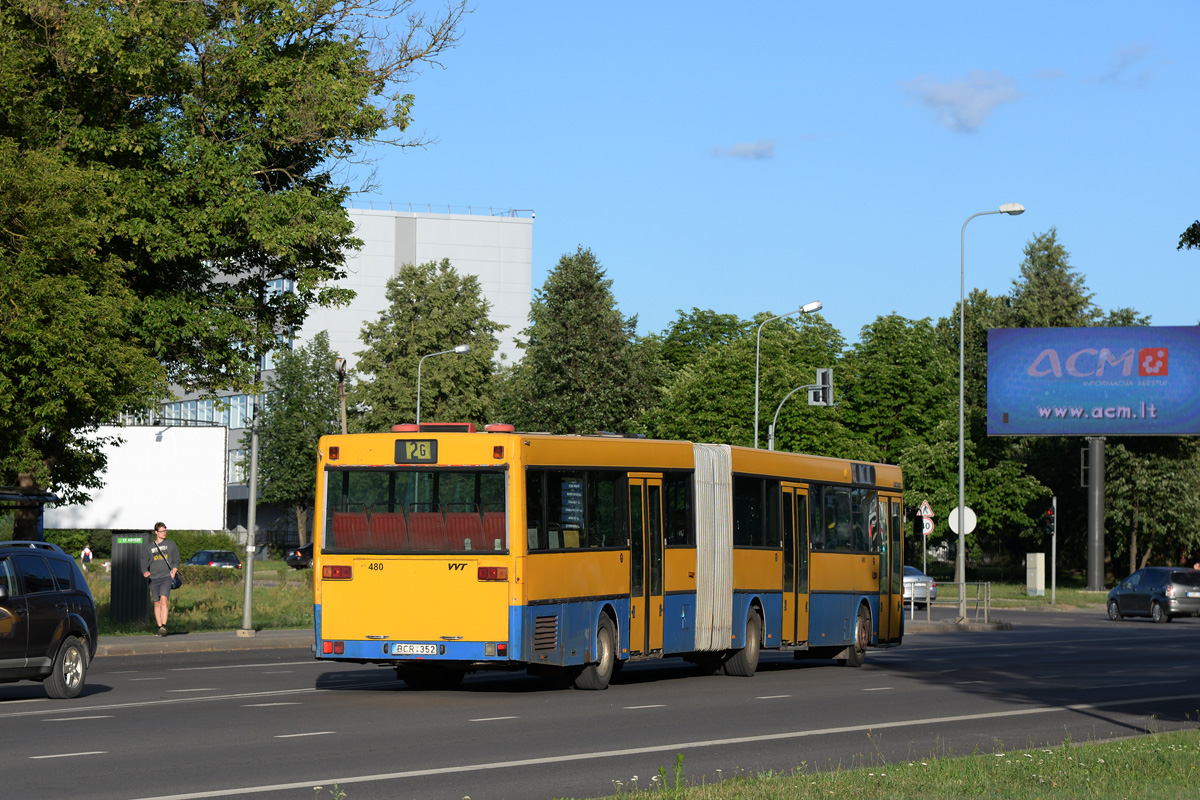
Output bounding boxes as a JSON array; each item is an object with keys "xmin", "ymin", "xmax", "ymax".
[
  {"xmin": 711, "ymin": 139, "xmax": 776, "ymax": 159},
  {"xmin": 1094, "ymin": 43, "xmax": 1153, "ymax": 88},
  {"xmin": 901, "ymin": 70, "xmax": 1022, "ymax": 134}
]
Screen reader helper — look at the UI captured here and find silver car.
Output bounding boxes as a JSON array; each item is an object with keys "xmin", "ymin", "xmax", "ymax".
[
  {"xmin": 1107, "ymin": 567, "xmax": 1200, "ymax": 623},
  {"xmin": 902, "ymin": 565, "xmax": 937, "ymax": 606}
]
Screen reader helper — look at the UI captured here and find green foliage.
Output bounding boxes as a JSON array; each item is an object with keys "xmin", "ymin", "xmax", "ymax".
[
  {"xmin": 502, "ymin": 247, "xmax": 663, "ymax": 434},
  {"xmin": 44, "ymin": 529, "xmax": 108, "ymax": 560},
  {"xmin": 1178, "ymin": 220, "xmax": 1200, "ymax": 250},
  {"xmin": 0, "ymin": 141, "xmax": 166, "ymax": 502},
  {"xmin": 840, "ymin": 315, "xmax": 955, "ymax": 465},
  {"xmin": 1105, "ymin": 439, "xmax": 1200, "ymax": 574},
  {"xmin": 0, "ymin": 0, "xmax": 467, "ymax": 500},
  {"xmin": 256, "ymin": 332, "xmax": 342, "ymax": 544},
  {"xmin": 661, "ymin": 309, "xmax": 745, "ymax": 370},
  {"xmin": 1009, "ymin": 228, "xmax": 1099, "ymax": 328},
  {"xmin": 350, "ymin": 259, "xmax": 503, "ymax": 431}
]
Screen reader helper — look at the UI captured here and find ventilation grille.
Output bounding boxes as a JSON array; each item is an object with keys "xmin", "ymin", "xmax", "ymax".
[{"xmin": 533, "ymin": 615, "xmax": 558, "ymax": 651}]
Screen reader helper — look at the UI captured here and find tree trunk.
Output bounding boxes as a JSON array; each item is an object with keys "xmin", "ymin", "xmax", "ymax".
[
  {"xmin": 13, "ymin": 472, "xmax": 39, "ymax": 540},
  {"xmin": 294, "ymin": 506, "xmax": 309, "ymax": 547}
]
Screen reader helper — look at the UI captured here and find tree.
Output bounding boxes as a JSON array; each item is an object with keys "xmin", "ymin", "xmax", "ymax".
[
  {"xmin": 502, "ymin": 247, "xmax": 662, "ymax": 435},
  {"xmin": 660, "ymin": 308, "xmax": 745, "ymax": 370},
  {"xmin": 839, "ymin": 315, "xmax": 956, "ymax": 465},
  {"xmin": 0, "ymin": 142, "xmax": 166, "ymax": 537},
  {"xmin": 1106, "ymin": 440, "xmax": 1200, "ymax": 574},
  {"xmin": 256, "ymin": 332, "xmax": 342, "ymax": 546},
  {"xmin": 1179, "ymin": 220, "xmax": 1200, "ymax": 251},
  {"xmin": 0, "ymin": 0, "xmax": 466, "ymax": 503},
  {"xmin": 1009, "ymin": 229, "xmax": 1099, "ymax": 328},
  {"xmin": 350, "ymin": 260, "xmax": 502, "ymax": 432}
]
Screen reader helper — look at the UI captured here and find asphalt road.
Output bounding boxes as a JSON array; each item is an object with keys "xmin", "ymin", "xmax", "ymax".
[{"xmin": 4, "ymin": 607, "xmax": 1198, "ymax": 800}]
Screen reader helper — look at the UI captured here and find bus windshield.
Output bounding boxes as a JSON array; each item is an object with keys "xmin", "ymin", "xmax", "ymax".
[{"xmin": 323, "ymin": 467, "xmax": 507, "ymax": 553}]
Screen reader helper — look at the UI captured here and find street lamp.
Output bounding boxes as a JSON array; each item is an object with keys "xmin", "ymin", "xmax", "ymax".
[
  {"xmin": 754, "ymin": 301, "xmax": 822, "ymax": 449},
  {"xmin": 958, "ymin": 203, "xmax": 1024, "ymax": 622},
  {"xmin": 416, "ymin": 344, "xmax": 470, "ymax": 424}
]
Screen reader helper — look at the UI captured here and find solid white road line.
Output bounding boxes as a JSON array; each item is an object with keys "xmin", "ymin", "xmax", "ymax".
[
  {"xmin": 128, "ymin": 690, "xmax": 1200, "ymax": 800},
  {"xmin": 30, "ymin": 751, "xmax": 107, "ymax": 759}
]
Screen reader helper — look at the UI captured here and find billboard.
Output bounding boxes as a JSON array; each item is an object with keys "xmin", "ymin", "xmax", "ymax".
[
  {"xmin": 987, "ymin": 326, "xmax": 1200, "ymax": 436},
  {"xmin": 44, "ymin": 425, "xmax": 228, "ymax": 530}
]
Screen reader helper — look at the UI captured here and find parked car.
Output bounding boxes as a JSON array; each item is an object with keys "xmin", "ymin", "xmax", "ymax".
[
  {"xmin": 0, "ymin": 540, "xmax": 99, "ymax": 699},
  {"xmin": 1107, "ymin": 567, "xmax": 1200, "ymax": 623},
  {"xmin": 285, "ymin": 543, "xmax": 313, "ymax": 570},
  {"xmin": 187, "ymin": 549, "xmax": 242, "ymax": 569},
  {"xmin": 902, "ymin": 565, "xmax": 937, "ymax": 606}
]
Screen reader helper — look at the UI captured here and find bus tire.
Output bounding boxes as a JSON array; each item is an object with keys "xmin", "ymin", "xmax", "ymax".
[
  {"xmin": 837, "ymin": 605, "xmax": 870, "ymax": 668},
  {"xmin": 724, "ymin": 609, "xmax": 761, "ymax": 677},
  {"xmin": 574, "ymin": 615, "xmax": 616, "ymax": 690},
  {"xmin": 397, "ymin": 664, "xmax": 464, "ymax": 690}
]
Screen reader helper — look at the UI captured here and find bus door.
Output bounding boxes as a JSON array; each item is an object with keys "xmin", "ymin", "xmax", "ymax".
[
  {"xmin": 874, "ymin": 494, "xmax": 894, "ymax": 643},
  {"xmin": 781, "ymin": 484, "xmax": 809, "ymax": 645},
  {"xmin": 883, "ymin": 497, "xmax": 905, "ymax": 643},
  {"xmin": 628, "ymin": 475, "xmax": 664, "ymax": 655}
]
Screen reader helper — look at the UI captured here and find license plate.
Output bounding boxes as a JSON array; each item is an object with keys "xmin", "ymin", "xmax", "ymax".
[
  {"xmin": 1187, "ymin": 591, "xmax": 1200, "ymax": 598},
  {"xmin": 392, "ymin": 642, "xmax": 437, "ymax": 655}
]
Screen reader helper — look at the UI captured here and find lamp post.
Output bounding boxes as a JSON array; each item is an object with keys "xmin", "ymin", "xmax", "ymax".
[
  {"xmin": 754, "ymin": 301, "xmax": 822, "ymax": 448},
  {"xmin": 768, "ymin": 384, "xmax": 809, "ymax": 451},
  {"xmin": 958, "ymin": 203, "xmax": 1024, "ymax": 621},
  {"xmin": 416, "ymin": 344, "xmax": 470, "ymax": 424}
]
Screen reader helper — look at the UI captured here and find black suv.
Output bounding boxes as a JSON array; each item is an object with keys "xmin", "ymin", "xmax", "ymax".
[{"xmin": 0, "ymin": 541, "xmax": 98, "ymax": 698}]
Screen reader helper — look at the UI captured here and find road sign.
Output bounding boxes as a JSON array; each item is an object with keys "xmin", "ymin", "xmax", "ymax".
[
  {"xmin": 921, "ymin": 517, "xmax": 933, "ymax": 536},
  {"xmin": 947, "ymin": 506, "xmax": 977, "ymax": 535},
  {"xmin": 917, "ymin": 499, "xmax": 934, "ymax": 518}
]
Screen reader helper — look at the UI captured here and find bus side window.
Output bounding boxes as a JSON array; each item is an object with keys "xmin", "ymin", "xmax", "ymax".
[{"xmin": 526, "ymin": 470, "xmax": 546, "ymax": 550}]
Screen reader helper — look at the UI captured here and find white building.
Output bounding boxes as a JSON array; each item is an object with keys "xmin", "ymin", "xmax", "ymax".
[
  {"xmin": 305, "ymin": 206, "xmax": 534, "ymax": 367},
  {"xmin": 53, "ymin": 207, "xmax": 533, "ymax": 539}
]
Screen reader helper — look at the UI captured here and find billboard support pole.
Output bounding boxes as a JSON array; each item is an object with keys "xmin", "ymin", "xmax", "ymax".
[{"xmin": 1087, "ymin": 436, "xmax": 1105, "ymax": 591}]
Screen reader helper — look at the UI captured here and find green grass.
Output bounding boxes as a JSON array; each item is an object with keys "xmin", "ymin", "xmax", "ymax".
[
  {"xmin": 932, "ymin": 581, "xmax": 1107, "ymax": 609},
  {"xmin": 86, "ymin": 564, "xmax": 314, "ymax": 636},
  {"xmin": 580, "ymin": 730, "xmax": 1200, "ymax": 800}
]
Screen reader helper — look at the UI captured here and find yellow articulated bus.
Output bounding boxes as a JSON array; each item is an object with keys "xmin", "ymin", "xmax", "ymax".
[{"xmin": 313, "ymin": 422, "xmax": 905, "ymax": 690}]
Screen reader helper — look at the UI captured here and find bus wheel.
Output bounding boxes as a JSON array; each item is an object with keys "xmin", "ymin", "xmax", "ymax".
[
  {"xmin": 397, "ymin": 665, "xmax": 465, "ymax": 690},
  {"xmin": 837, "ymin": 606, "xmax": 870, "ymax": 668},
  {"xmin": 724, "ymin": 609, "xmax": 761, "ymax": 677},
  {"xmin": 574, "ymin": 616, "xmax": 616, "ymax": 690}
]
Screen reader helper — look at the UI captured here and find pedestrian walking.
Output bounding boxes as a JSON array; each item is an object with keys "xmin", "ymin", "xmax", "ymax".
[
  {"xmin": 80, "ymin": 544, "xmax": 93, "ymax": 571},
  {"xmin": 142, "ymin": 522, "xmax": 180, "ymax": 636}
]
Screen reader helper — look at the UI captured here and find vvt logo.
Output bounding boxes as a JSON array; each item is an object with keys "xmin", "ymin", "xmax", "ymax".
[
  {"xmin": 447, "ymin": 563, "xmax": 467, "ymax": 571},
  {"xmin": 1139, "ymin": 348, "xmax": 1168, "ymax": 376}
]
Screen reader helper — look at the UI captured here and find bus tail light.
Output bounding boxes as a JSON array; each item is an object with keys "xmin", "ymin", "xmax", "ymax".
[
  {"xmin": 322, "ymin": 641, "xmax": 345, "ymax": 655},
  {"xmin": 323, "ymin": 565, "xmax": 352, "ymax": 580},
  {"xmin": 493, "ymin": 446, "xmax": 504, "ymax": 459},
  {"xmin": 328, "ymin": 446, "xmax": 339, "ymax": 460},
  {"xmin": 478, "ymin": 566, "xmax": 508, "ymax": 581},
  {"xmin": 484, "ymin": 642, "xmax": 509, "ymax": 657}
]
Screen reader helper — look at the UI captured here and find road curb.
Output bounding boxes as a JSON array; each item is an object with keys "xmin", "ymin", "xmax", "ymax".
[{"xmin": 95, "ymin": 630, "xmax": 313, "ymax": 657}]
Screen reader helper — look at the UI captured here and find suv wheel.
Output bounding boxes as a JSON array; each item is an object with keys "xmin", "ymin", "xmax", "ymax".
[
  {"xmin": 1151, "ymin": 602, "xmax": 1171, "ymax": 624},
  {"xmin": 45, "ymin": 636, "xmax": 88, "ymax": 699}
]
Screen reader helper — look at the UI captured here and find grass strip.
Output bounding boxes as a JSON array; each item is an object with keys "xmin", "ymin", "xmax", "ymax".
[{"xmin": 585, "ymin": 729, "xmax": 1200, "ymax": 800}]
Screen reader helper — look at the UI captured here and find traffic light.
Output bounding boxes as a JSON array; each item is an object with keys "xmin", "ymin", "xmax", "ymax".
[
  {"xmin": 808, "ymin": 368, "xmax": 834, "ymax": 406},
  {"xmin": 1042, "ymin": 507, "xmax": 1054, "ymax": 534}
]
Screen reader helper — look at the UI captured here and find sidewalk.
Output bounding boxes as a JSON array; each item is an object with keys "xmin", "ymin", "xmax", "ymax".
[
  {"xmin": 95, "ymin": 628, "xmax": 314, "ymax": 657},
  {"xmin": 94, "ymin": 610, "xmax": 1017, "ymax": 658}
]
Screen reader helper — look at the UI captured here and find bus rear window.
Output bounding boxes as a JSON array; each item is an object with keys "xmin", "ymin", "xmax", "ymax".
[{"xmin": 324, "ymin": 468, "xmax": 506, "ymax": 553}]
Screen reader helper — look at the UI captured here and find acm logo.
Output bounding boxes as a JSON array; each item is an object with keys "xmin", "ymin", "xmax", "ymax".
[{"xmin": 1026, "ymin": 347, "xmax": 1169, "ymax": 378}]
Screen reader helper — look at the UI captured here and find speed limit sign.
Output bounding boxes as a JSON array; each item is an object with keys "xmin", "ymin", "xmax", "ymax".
[{"xmin": 921, "ymin": 517, "xmax": 933, "ymax": 536}]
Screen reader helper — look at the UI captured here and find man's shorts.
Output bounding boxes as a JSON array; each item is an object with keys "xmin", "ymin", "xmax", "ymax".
[{"xmin": 148, "ymin": 575, "xmax": 173, "ymax": 599}]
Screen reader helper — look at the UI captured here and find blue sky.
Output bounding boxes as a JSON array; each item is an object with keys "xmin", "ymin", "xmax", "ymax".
[{"xmin": 354, "ymin": 1, "xmax": 1200, "ymax": 344}]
